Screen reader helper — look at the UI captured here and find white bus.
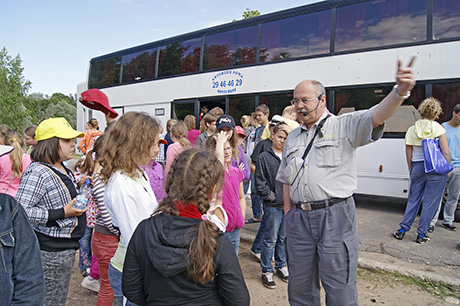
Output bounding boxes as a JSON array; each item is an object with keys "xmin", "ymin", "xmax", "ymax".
[{"xmin": 77, "ymin": 0, "xmax": 460, "ymax": 199}]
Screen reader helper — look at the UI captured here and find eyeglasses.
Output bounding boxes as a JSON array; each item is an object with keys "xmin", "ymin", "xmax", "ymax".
[{"xmin": 290, "ymin": 94, "xmax": 323, "ymax": 106}]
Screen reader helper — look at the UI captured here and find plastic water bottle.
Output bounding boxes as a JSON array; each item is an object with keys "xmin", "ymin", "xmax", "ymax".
[{"xmin": 74, "ymin": 179, "xmax": 91, "ymax": 209}]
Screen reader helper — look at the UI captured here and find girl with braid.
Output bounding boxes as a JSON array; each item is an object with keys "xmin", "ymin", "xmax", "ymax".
[{"xmin": 122, "ymin": 149, "xmax": 250, "ymax": 306}]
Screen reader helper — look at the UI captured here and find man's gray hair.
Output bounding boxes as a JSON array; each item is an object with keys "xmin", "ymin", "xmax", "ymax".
[{"xmin": 311, "ymin": 80, "xmax": 326, "ymax": 98}]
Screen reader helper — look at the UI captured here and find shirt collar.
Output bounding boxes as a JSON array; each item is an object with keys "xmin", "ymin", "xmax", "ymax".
[{"xmin": 300, "ymin": 110, "xmax": 328, "ymax": 131}]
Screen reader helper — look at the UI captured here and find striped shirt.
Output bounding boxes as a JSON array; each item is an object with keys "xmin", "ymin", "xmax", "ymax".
[{"xmin": 92, "ymin": 174, "xmax": 119, "ymax": 236}]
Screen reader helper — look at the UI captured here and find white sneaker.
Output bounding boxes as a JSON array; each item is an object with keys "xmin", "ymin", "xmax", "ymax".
[
  {"xmin": 276, "ymin": 266, "xmax": 289, "ymax": 282},
  {"xmin": 250, "ymin": 250, "xmax": 261, "ymax": 261},
  {"xmin": 81, "ymin": 275, "xmax": 100, "ymax": 292}
]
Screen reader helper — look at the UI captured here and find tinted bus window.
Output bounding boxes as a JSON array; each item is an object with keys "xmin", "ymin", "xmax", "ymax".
[
  {"xmin": 204, "ymin": 26, "xmax": 258, "ymax": 70},
  {"xmin": 259, "ymin": 93, "xmax": 293, "ymax": 119},
  {"xmin": 433, "ymin": 0, "xmax": 460, "ymax": 40},
  {"xmin": 121, "ymin": 49, "xmax": 157, "ymax": 84},
  {"xmin": 159, "ymin": 42, "xmax": 182, "ymax": 77},
  {"xmin": 181, "ymin": 37, "xmax": 201, "ymax": 73},
  {"xmin": 229, "ymin": 95, "xmax": 255, "ymax": 124},
  {"xmin": 260, "ymin": 10, "xmax": 331, "ymax": 62},
  {"xmin": 89, "ymin": 56, "xmax": 121, "ymax": 88},
  {"xmin": 432, "ymin": 82, "xmax": 460, "ymax": 122},
  {"xmin": 335, "ymin": 0, "xmax": 427, "ymax": 52},
  {"xmin": 334, "ymin": 84, "xmax": 425, "ymax": 136}
]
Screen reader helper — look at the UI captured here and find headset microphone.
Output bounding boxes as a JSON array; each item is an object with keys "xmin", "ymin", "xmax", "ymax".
[
  {"xmin": 302, "ymin": 110, "xmax": 309, "ymax": 116},
  {"xmin": 300, "ymin": 96, "xmax": 322, "ymax": 117}
]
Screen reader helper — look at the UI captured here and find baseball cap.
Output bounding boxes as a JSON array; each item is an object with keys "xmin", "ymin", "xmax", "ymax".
[
  {"xmin": 0, "ymin": 145, "xmax": 14, "ymax": 157},
  {"xmin": 35, "ymin": 118, "xmax": 84, "ymax": 141},
  {"xmin": 235, "ymin": 126, "xmax": 246, "ymax": 137},
  {"xmin": 80, "ymin": 89, "xmax": 119, "ymax": 119},
  {"xmin": 216, "ymin": 114, "xmax": 236, "ymax": 130},
  {"xmin": 269, "ymin": 115, "xmax": 285, "ymax": 126},
  {"xmin": 159, "ymin": 138, "xmax": 167, "ymax": 145}
]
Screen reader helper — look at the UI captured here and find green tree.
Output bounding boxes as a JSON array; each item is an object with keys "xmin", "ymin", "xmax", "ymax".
[
  {"xmin": 233, "ymin": 8, "xmax": 261, "ymax": 21},
  {"xmin": 0, "ymin": 47, "xmax": 31, "ymax": 131}
]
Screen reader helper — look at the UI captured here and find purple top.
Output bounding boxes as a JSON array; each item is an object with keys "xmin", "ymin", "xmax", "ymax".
[
  {"xmin": 187, "ymin": 129, "xmax": 200, "ymax": 147},
  {"xmin": 231, "ymin": 146, "xmax": 249, "ymax": 181},
  {"xmin": 145, "ymin": 160, "xmax": 166, "ymax": 203}
]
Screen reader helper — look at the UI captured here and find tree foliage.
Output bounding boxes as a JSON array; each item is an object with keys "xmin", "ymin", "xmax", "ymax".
[
  {"xmin": 233, "ymin": 8, "xmax": 261, "ymax": 22},
  {"xmin": 0, "ymin": 47, "xmax": 31, "ymax": 131},
  {"xmin": 1, "ymin": 47, "xmax": 77, "ymax": 132}
]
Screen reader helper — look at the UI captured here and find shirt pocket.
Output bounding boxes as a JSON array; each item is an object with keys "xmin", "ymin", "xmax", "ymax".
[
  {"xmin": 0, "ymin": 230, "xmax": 14, "ymax": 274},
  {"xmin": 315, "ymin": 138, "xmax": 342, "ymax": 167}
]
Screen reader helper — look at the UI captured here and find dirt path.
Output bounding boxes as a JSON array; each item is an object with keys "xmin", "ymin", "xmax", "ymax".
[{"xmin": 67, "ymin": 239, "xmax": 454, "ymax": 305}]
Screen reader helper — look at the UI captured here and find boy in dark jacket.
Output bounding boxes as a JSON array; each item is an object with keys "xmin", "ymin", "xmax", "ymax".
[{"xmin": 255, "ymin": 123, "xmax": 291, "ymax": 289}]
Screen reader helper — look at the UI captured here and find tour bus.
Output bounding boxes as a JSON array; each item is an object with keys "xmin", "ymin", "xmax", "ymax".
[{"xmin": 77, "ymin": 0, "xmax": 460, "ymax": 200}]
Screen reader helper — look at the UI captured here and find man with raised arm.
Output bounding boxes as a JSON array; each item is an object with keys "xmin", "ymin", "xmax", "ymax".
[{"xmin": 276, "ymin": 58, "xmax": 416, "ymax": 306}]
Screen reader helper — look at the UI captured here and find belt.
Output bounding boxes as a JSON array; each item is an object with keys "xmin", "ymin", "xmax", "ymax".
[{"xmin": 294, "ymin": 197, "xmax": 348, "ymax": 211}]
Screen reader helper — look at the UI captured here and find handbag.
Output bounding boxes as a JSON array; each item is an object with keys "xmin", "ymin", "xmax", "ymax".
[{"xmin": 422, "ymin": 137, "xmax": 453, "ymax": 174}]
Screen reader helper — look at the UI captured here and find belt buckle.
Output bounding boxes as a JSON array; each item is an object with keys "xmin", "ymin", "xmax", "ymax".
[{"xmin": 300, "ymin": 203, "xmax": 312, "ymax": 211}]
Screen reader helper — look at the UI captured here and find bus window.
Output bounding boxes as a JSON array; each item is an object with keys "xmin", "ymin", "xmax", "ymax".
[
  {"xmin": 260, "ymin": 10, "xmax": 331, "ymax": 62},
  {"xmin": 172, "ymin": 102, "xmax": 195, "ymax": 121},
  {"xmin": 432, "ymin": 82, "xmax": 460, "ymax": 122},
  {"xmin": 334, "ymin": 84, "xmax": 425, "ymax": 136},
  {"xmin": 229, "ymin": 95, "xmax": 256, "ymax": 125},
  {"xmin": 335, "ymin": 0, "xmax": 427, "ymax": 52},
  {"xmin": 121, "ymin": 49, "xmax": 157, "ymax": 84},
  {"xmin": 433, "ymin": 0, "xmax": 460, "ymax": 40},
  {"xmin": 259, "ymin": 93, "xmax": 293, "ymax": 119},
  {"xmin": 89, "ymin": 56, "xmax": 121, "ymax": 88},
  {"xmin": 204, "ymin": 26, "xmax": 258, "ymax": 70}
]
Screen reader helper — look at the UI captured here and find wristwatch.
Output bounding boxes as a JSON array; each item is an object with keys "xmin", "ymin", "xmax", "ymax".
[{"xmin": 393, "ymin": 85, "xmax": 411, "ymax": 100}]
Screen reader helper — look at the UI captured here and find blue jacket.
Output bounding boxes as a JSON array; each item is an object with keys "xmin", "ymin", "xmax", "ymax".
[{"xmin": 0, "ymin": 194, "xmax": 44, "ymax": 305}]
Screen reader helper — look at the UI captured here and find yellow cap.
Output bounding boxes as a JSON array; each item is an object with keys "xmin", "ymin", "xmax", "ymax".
[{"xmin": 35, "ymin": 118, "xmax": 84, "ymax": 141}]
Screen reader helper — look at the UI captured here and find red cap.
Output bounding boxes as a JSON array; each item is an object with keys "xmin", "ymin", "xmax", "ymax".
[
  {"xmin": 79, "ymin": 89, "xmax": 118, "ymax": 119},
  {"xmin": 159, "ymin": 138, "xmax": 167, "ymax": 145},
  {"xmin": 235, "ymin": 126, "xmax": 246, "ymax": 137}
]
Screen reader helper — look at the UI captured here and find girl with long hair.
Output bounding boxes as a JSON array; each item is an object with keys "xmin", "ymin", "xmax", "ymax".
[
  {"xmin": 164, "ymin": 120, "xmax": 191, "ymax": 176},
  {"xmin": 100, "ymin": 111, "xmax": 160, "ymax": 306},
  {"xmin": 122, "ymin": 149, "xmax": 250, "ymax": 305},
  {"xmin": 79, "ymin": 118, "xmax": 103, "ymax": 154},
  {"xmin": 23, "ymin": 125, "xmax": 38, "ymax": 153},
  {"xmin": 0, "ymin": 131, "xmax": 32, "ymax": 196}
]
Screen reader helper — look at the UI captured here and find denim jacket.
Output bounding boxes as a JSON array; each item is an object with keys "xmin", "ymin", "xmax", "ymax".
[{"xmin": 0, "ymin": 194, "xmax": 44, "ymax": 305}]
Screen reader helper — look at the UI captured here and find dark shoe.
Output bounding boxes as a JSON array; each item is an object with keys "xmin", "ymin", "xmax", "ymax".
[
  {"xmin": 276, "ymin": 266, "xmax": 289, "ymax": 283},
  {"xmin": 441, "ymin": 223, "xmax": 457, "ymax": 231},
  {"xmin": 246, "ymin": 218, "xmax": 261, "ymax": 224},
  {"xmin": 428, "ymin": 226, "xmax": 435, "ymax": 233},
  {"xmin": 262, "ymin": 272, "xmax": 276, "ymax": 289},
  {"xmin": 416, "ymin": 234, "xmax": 430, "ymax": 244},
  {"xmin": 394, "ymin": 229, "xmax": 405, "ymax": 240},
  {"xmin": 457, "ymin": 243, "xmax": 460, "ymax": 250}
]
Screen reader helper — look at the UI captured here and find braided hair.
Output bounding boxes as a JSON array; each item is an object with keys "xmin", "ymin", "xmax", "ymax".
[{"xmin": 156, "ymin": 148, "xmax": 225, "ymax": 283}]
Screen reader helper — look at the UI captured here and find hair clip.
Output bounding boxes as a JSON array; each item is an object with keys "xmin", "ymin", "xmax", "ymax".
[{"xmin": 201, "ymin": 214, "xmax": 207, "ymax": 221}]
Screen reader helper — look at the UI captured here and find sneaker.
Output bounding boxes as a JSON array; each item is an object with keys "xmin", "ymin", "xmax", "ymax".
[
  {"xmin": 80, "ymin": 268, "xmax": 90, "ymax": 277},
  {"xmin": 393, "ymin": 229, "xmax": 405, "ymax": 240},
  {"xmin": 416, "ymin": 234, "xmax": 430, "ymax": 244},
  {"xmin": 441, "ymin": 223, "xmax": 457, "ymax": 231},
  {"xmin": 261, "ymin": 272, "xmax": 276, "ymax": 289},
  {"xmin": 276, "ymin": 266, "xmax": 289, "ymax": 283},
  {"xmin": 457, "ymin": 243, "xmax": 460, "ymax": 250},
  {"xmin": 428, "ymin": 226, "xmax": 435, "ymax": 233},
  {"xmin": 81, "ymin": 276, "xmax": 100, "ymax": 292},
  {"xmin": 250, "ymin": 250, "xmax": 261, "ymax": 261}
]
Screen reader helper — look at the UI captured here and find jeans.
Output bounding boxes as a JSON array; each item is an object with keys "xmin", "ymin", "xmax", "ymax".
[
  {"xmin": 92, "ymin": 231, "xmax": 118, "ymax": 306},
  {"xmin": 108, "ymin": 263, "xmax": 137, "ymax": 306},
  {"xmin": 79, "ymin": 226, "xmax": 93, "ymax": 269},
  {"xmin": 224, "ymin": 228, "xmax": 240, "ymax": 255},
  {"xmin": 250, "ymin": 217, "xmax": 266, "ymax": 254},
  {"xmin": 400, "ymin": 162, "xmax": 448, "ymax": 235},
  {"xmin": 260, "ymin": 205, "xmax": 286, "ymax": 273},
  {"xmin": 431, "ymin": 167, "xmax": 460, "ymax": 226}
]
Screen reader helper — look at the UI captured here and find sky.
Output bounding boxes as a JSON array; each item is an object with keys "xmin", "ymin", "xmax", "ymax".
[{"xmin": 1, "ymin": 0, "xmax": 318, "ymax": 97}]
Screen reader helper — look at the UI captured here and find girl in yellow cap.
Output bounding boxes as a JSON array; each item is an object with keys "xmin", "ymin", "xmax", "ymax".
[{"xmin": 16, "ymin": 117, "xmax": 89, "ymax": 306}]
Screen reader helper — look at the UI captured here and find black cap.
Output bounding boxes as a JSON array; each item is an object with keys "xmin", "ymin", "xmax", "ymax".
[{"xmin": 216, "ymin": 114, "xmax": 236, "ymax": 130}]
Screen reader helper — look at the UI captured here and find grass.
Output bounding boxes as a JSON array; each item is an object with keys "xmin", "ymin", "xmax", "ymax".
[{"xmin": 358, "ymin": 268, "xmax": 460, "ymax": 300}]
